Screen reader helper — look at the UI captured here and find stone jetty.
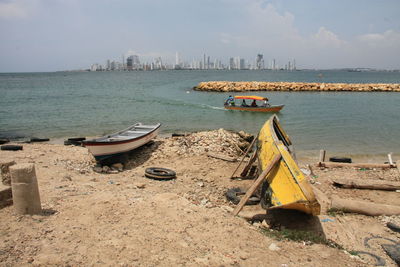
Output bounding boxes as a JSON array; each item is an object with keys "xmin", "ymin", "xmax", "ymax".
[{"xmin": 193, "ymin": 81, "xmax": 400, "ymax": 92}]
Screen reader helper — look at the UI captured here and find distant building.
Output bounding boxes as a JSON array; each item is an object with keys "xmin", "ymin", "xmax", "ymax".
[
  {"xmin": 127, "ymin": 55, "xmax": 140, "ymax": 70},
  {"xmin": 229, "ymin": 58, "xmax": 235, "ymax": 70},
  {"xmin": 256, "ymin": 54, "xmax": 264, "ymax": 70}
]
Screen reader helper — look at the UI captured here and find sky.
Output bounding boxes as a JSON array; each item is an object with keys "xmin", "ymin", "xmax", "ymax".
[{"xmin": 0, "ymin": 0, "xmax": 400, "ymax": 72}]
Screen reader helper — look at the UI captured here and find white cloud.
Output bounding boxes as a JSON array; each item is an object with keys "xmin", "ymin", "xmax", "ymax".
[
  {"xmin": 312, "ymin": 27, "xmax": 346, "ymax": 47},
  {"xmin": 0, "ymin": 0, "xmax": 37, "ymax": 19},
  {"xmin": 357, "ymin": 30, "xmax": 400, "ymax": 48}
]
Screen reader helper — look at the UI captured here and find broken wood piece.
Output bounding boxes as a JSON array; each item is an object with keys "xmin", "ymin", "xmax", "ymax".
[
  {"xmin": 229, "ymin": 134, "xmax": 258, "ymax": 180},
  {"xmin": 233, "ymin": 154, "xmax": 281, "ymax": 216},
  {"xmin": 331, "ymin": 196, "xmax": 400, "ymax": 216},
  {"xmin": 332, "ymin": 178, "xmax": 400, "ymax": 191},
  {"xmin": 388, "ymin": 153, "xmax": 394, "ymax": 166},
  {"xmin": 240, "ymin": 150, "xmax": 258, "ymax": 177},
  {"xmin": 318, "ymin": 150, "xmax": 326, "ymax": 166},
  {"xmin": 318, "ymin": 162, "xmax": 395, "ymax": 169},
  {"xmin": 207, "ymin": 152, "xmax": 237, "ymax": 162}
]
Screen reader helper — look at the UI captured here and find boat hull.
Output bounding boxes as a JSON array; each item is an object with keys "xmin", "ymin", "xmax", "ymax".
[
  {"xmin": 257, "ymin": 115, "xmax": 320, "ymax": 215},
  {"xmin": 84, "ymin": 125, "xmax": 160, "ymax": 161},
  {"xmin": 224, "ymin": 105, "xmax": 284, "ymax": 112}
]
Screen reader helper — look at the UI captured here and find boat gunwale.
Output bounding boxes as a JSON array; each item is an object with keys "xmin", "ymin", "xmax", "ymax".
[
  {"xmin": 83, "ymin": 123, "xmax": 161, "ymax": 146},
  {"xmin": 224, "ymin": 104, "xmax": 284, "ymax": 111}
]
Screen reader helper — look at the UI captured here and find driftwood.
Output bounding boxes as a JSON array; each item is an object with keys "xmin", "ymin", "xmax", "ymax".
[
  {"xmin": 206, "ymin": 152, "xmax": 237, "ymax": 162},
  {"xmin": 332, "ymin": 178, "xmax": 400, "ymax": 191},
  {"xmin": 229, "ymin": 134, "xmax": 258, "ymax": 179},
  {"xmin": 240, "ymin": 151, "xmax": 258, "ymax": 177},
  {"xmin": 318, "ymin": 161, "xmax": 395, "ymax": 169},
  {"xmin": 233, "ymin": 154, "xmax": 281, "ymax": 216},
  {"xmin": 331, "ymin": 197, "xmax": 400, "ymax": 216}
]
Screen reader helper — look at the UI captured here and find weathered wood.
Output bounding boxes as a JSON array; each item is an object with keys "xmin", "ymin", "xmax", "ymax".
[
  {"xmin": 331, "ymin": 197, "xmax": 400, "ymax": 216},
  {"xmin": 318, "ymin": 162, "xmax": 395, "ymax": 169},
  {"xmin": 306, "ymin": 164, "xmax": 315, "ymax": 177},
  {"xmin": 240, "ymin": 150, "xmax": 258, "ymax": 177},
  {"xmin": 388, "ymin": 153, "xmax": 394, "ymax": 166},
  {"xmin": 332, "ymin": 178, "xmax": 400, "ymax": 191},
  {"xmin": 318, "ymin": 150, "xmax": 326, "ymax": 166},
  {"xmin": 207, "ymin": 152, "xmax": 237, "ymax": 162},
  {"xmin": 229, "ymin": 134, "xmax": 258, "ymax": 179},
  {"xmin": 233, "ymin": 154, "xmax": 281, "ymax": 216}
]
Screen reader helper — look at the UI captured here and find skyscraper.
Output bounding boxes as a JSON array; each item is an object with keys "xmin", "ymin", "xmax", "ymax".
[{"xmin": 256, "ymin": 54, "xmax": 264, "ymax": 70}]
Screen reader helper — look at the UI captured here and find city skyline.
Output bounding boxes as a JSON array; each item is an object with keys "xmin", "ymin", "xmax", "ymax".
[
  {"xmin": 1, "ymin": 0, "xmax": 400, "ymax": 72},
  {"xmin": 89, "ymin": 52, "xmax": 296, "ymax": 72}
]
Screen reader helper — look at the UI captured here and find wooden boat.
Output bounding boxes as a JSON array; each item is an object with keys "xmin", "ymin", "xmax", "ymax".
[
  {"xmin": 224, "ymin": 95, "xmax": 284, "ymax": 112},
  {"xmin": 83, "ymin": 123, "xmax": 161, "ymax": 161},
  {"xmin": 257, "ymin": 115, "xmax": 320, "ymax": 215}
]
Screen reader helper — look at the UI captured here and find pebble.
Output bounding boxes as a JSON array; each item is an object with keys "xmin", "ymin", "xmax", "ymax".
[
  {"xmin": 268, "ymin": 243, "xmax": 280, "ymax": 251},
  {"xmin": 134, "ymin": 183, "xmax": 146, "ymax": 189}
]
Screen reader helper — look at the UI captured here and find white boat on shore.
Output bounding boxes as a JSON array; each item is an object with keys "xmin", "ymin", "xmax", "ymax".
[{"xmin": 83, "ymin": 122, "xmax": 161, "ymax": 161}]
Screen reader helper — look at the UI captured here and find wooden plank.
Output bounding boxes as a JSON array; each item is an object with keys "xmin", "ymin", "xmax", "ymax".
[
  {"xmin": 318, "ymin": 162, "xmax": 395, "ymax": 169},
  {"xmin": 233, "ymin": 154, "xmax": 281, "ymax": 216},
  {"xmin": 207, "ymin": 152, "xmax": 237, "ymax": 162},
  {"xmin": 229, "ymin": 134, "xmax": 258, "ymax": 179},
  {"xmin": 331, "ymin": 197, "xmax": 400, "ymax": 216},
  {"xmin": 318, "ymin": 150, "xmax": 326, "ymax": 166},
  {"xmin": 388, "ymin": 153, "xmax": 394, "ymax": 166},
  {"xmin": 332, "ymin": 178, "xmax": 400, "ymax": 191},
  {"xmin": 239, "ymin": 150, "xmax": 258, "ymax": 177}
]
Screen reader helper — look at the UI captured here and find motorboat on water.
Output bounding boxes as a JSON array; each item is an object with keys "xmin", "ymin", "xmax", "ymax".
[{"xmin": 224, "ymin": 95, "xmax": 284, "ymax": 112}]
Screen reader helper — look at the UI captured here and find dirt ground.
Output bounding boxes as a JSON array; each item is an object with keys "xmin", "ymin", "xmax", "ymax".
[{"xmin": 1, "ymin": 131, "xmax": 399, "ymax": 266}]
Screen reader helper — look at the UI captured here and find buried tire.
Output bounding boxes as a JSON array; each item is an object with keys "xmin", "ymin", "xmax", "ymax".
[
  {"xmin": 1, "ymin": 145, "xmax": 23, "ymax": 151},
  {"xmin": 145, "ymin": 167, "xmax": 176, "ymax": 180},
  {"xmin": 225, "ymin": 187, "xmax": 260, "ymax": 205},
  {"xmin": 329, "ymin": 157, "xmax": 352, "ymax": 163}
]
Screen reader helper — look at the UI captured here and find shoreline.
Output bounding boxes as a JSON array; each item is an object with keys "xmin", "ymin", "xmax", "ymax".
[
  {"xmin": 5, "ymin": 130, "xmax": 396, "ymax": 164},
  {"xmin": 194, "ymin": 81, "xmax": 400, "ymax": 92}
]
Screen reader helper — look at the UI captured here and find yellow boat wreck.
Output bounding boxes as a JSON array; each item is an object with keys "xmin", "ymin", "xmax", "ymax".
[{"xmin": 256, "ymin": 115, "xmax": 320, "ymax": 215}]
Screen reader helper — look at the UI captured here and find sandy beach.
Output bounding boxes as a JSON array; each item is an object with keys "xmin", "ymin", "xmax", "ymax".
[{"xmin": 1, "ymin": 130, "xmax": 400, "ymax": 266}]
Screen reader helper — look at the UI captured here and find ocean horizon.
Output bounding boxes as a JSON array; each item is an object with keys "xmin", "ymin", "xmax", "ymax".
[{"xmin": 1, "ymin": 69, "xmax": 399, "ymax": 159}]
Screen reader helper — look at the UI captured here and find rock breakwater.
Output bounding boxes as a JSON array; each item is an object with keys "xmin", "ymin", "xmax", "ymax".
[{"xmin": 193, "ymin": 81, "xmax": 400, "ymax": 92}]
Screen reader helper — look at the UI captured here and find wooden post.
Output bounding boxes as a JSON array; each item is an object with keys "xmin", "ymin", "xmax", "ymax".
[
  {"xmin": 318, "ymin": 150, "xmax": 326, "ymax": 167},
  {"xmin": 388, "ymin": 153, "xmax": 394, "ymax": 166},
  {"xmin": 233, "ymin": 154, "xmax": 281, "ymax": 216},
  {"xmin": 10, "ymin": 163, "xmax": 42, "ymax": 215},
  {"xmin": 229, "ymin": 134, "xmax": 258, "ymax": 179}
]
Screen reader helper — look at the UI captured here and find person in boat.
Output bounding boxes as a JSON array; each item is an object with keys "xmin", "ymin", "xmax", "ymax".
[
  {"xmin": 225, "ymin": 95, "xmax": 235, "ymax": 106},
  {"xmin": 251, "ymin": 100, "xmax": 258, "ymax": 107},
  {"xmin": 262, "ymin": 99, "xmax": 270, "ymax": 107},
  {"xmin": 241, "ymin": 99, "xmax": 249, "ymax": 107}
]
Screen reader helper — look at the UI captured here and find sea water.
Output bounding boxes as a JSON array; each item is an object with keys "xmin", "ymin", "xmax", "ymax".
[{"xmin": 0, "ymin": 70, "xmax": 399, "ymax": 157}]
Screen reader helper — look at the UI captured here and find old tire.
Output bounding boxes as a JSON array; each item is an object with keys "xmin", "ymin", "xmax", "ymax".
[
  {"xmin": 225, "ymin": 187, "xmax": 260, "ymax": 205},
  {"xmin": 145, "ymin": 167, "xmax": 176, "ymax": 180},
  {"xmin": 387, "ymin": 222, "xmax": 400, "ymax": 233},
  {"xmin": 1, "ymin": 145, "xmax": 23, "ymax": 151},
  {"xmin": 64, "ymin": 137, "xmax": 85, "ymax": 146},
  {"xmin": 329, "ymin": 157, "xmax": 352, "ymax": 163}
]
